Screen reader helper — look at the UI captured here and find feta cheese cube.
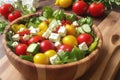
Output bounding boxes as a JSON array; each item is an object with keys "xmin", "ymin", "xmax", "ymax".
[
  {"xmin": 58, "ymin": 26, "xmax": 66, "ymax": 36},
  {"xmin": 12, "ymin": 41, "xmax": 19, "ymax": 47},
  {"xmin": 12, "ymin": 34, "xmax": 20, "ymax": 41},
  {"xmin": 72, "ymin": 21, "xmax": 79, "ymax": 26},
  {"xmin": 49, "ymin": 33, "xmax": 60, "ymax": 42},
  {"xmin": 18, "ymin": 28, "xmax": 25, "ymax": 32},
  {"xmin": 78, "ymin": 42, "xmax": 88, "ymax": 51},
  {"xmin": 29, "ymin": 27, "xmax": 39, "ymax": 35},
  {"xmin": 23, "ymin": 34, "xmax": 30, "ymax": 40},
  {"xmin": 57, "ymin": 20, "xmax": 62, "ymax": 25},
  {"xmin": 49, "ymin": 54, "xmax": 60, "ymax": 65},
  {"xmin": 42, "ymin": 30, "xmax": 51, "ymax": 39},
  {"xmin": 54, "ymin": 41, "xmax": 61, "ymax": 47}
]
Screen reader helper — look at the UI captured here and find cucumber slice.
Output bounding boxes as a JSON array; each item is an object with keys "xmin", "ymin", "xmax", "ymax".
[
  {"xmin": 77, "ymin": 27, "xmax": 85, "ymax": 34},
  {"xmin": 27, "ymin": 43, "xmax": 40, "ymax": 54},
  {"xmin": 49, "ymin": 19, "xmax": 58, "ymax": 28},
  {"xmin": 82, "ymin": 24, "xmax": 91, "ymax": 33}
]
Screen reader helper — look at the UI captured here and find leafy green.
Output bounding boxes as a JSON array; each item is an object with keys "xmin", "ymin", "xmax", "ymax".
[
  {"xmin": 0, "ymin": 21, "xmax": 7, "ymax": 34},
  {"xmin": 55, "ymin": 47, "xmax": 86, "ymax": 64},
  {"xmin": 66, "ymin": 14, "xmax": 77, "ymax": 22},
  {"xmin": 20, "ymin": 55, "xmax": 33, "ymax": 62},
  {"xmin": 52, "ymin": 10, "xmax": 66, "ymax": 20},
  {"xmin": 43, "ymin": 6, "xmax": 53, "ymax": 19}
]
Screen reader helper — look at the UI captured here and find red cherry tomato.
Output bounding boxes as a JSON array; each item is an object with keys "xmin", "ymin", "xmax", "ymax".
[
  {"xmin": 20, "ymin": 36, "xmax": 28, "ymax": 44},
  {"xmin": 15, "ymin": 44, "xmax": 27, "ymax": 55},
  {"xmin": 61, "ymin": 20, "xmax": 72, "ymax": 26},
  {"xmin": 18, "ymin": 30, "xmax": 30, "ymax": 36},
  {"xmin": 57, "ymin": 44, "xmax": 73, "ymax": 52},
  {"xmin": 54, "ymin": 25, "xmax": 61, "ymax": 33},
  {"xmin": 77, "ymin": 33, "xmax": 93, "ymax": 46},
  {"xmin": 88, "ymin": 2, "xmax": 105, "ymax": 17},
  {"xmin": 28, "ymin": 36, "xmax": 44, "ymax": 45},
  {"xmin": 40, "ymin": 40, "xmax": 55, "ymax": 52},
  {"xmin": 0, "ymin": 4, "xmax": 14, "ymax": 18},
  {"xmin": 72, "ymin": 1, "xmax": 88, "ymax": 15},
  {"xmin": 8, "ymin": 10, "xmax": 21, "ymax": 22}
]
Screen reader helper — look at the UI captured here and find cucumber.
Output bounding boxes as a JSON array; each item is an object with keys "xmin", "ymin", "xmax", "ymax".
[
  {"xmin": 27, "ymin": 43, "xmax": 40, "ymax": 54},
  {"xmin": 82, "ymin": 24, "xmax": 91, "ymax": 33},
  {"xmin": 77, "ymin": 27, "xmax": 85, "ymax": 34},
  {"xmin": 49, "ymin": 19, "xmax": 58, "ymax": 29}
]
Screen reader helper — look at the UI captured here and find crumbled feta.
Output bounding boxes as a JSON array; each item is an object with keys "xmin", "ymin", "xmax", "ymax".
[
  {"xmin": 18, "ymin": 28, "xmax": 25, "ymax": 32},
  {"xmin": 54, "ymin": 41, "xmax": 61, "ymax": 47},
  {"xmin": 12, "ymin": 34, "xmax": 20, "ymax": 41},
  {"xmin": 29, "ymin": 27, "xmax": 39, "ymax": 35},
  {"xmin": 12, "ymin": 41, "xmax": 19, "ymax": 47},
  {"xmin": 78, "ymin": 42, "xmax": 88, "ymax": 51},
  {"xmin": 58, "ymin": 26, "xmax": 66, "ymax": 36},
  {"xmin": 57, "ymin": 20, "xmax": 62, "ymax": 25},
  {"xmin": 49, "ymin": 54, "xmax": 60, "ymax": 65},
  {"xmin": 42, "ymin": 30, "xmax": 51, "ymax": 39},
  {"xmin": 23, "ymin": 34, "xmax": 30, "ymax": 40},
  {"xmin": 72, "ymin": 21, "xmax": 79, "ymax": 26},
  {"xmin": 49, "ymin": 33, "xmax": 60, "ymax": 42}
]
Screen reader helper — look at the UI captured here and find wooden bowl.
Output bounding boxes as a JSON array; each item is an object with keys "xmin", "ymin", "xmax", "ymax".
[{"xmin": 2, "ymin": 12, "xmax": 103, "ymax": 80}]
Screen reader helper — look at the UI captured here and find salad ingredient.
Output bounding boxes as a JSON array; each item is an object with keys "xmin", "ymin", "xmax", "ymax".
[
  {"xmin": 55, "ymin": 0, "xmax": 72, "ymax": 8},
  {"xmin": 72, "ymin": 1, "xmax": 88, "ymax": 15},
  {"xmin": 81, "ymin": 24, "xmax": 91, "ymax": 33},
  {"xmin": 20, "ymin": 55, "xmax": 33, "ymax": 62},
  {"xmin": 77, "ymin": 33, "xmax": 93, "ymax": 46},
  {"xmin": 27, "ymin": 43, "xmax": 40, "ymax": 54},
  {"xmin": 15, "ymin": 44, "xmax": 27, "ymax": 55},
  {"xmin": 33, "ymin": 53, "xmax": 49, "ymax": 64},
  {"xmin": 57, "ymin": 44, "xmax": 73, "ymax": 52},
  {"xmin": 44, "ymin": 50, "xmax": 57, "ymax": 58},
  {"xmin": 43, "ymin": 6, "xmax": 53, "ymax": 19},
  {"xmin": 8, "ymin": 10, "xmax": 22, "ymax": 22},
  {"xmin": 62, "ymin": 35, "xmax": 78, "ymax": 47},
  {"xmin": 53, "ymin": 10, "xmax": 65, "ymax": 20},
  {"xmin": 0, "ymin": 4, "xmax": 14, "ymax": 18},
  {"xmin": 88, "ymin": 2, "xmax": 105, "ymax": 17},
  {"xmin": 65, "ymin": 24, "xmax": 76, "ymax": 35},
  {"xmin": 0, "ymin": 21, "xmax": 7, "ymax": 34},
  {"xmin": 28, "ymin": 36, "xmax": 44, "ymax": 45},
  {"xmin": 18, "ymin": 29, "xmax": 30, "ymax": 36},
  {"xmin": 40, "ymin": 40, "xmax": 55, "ymax": 52}
]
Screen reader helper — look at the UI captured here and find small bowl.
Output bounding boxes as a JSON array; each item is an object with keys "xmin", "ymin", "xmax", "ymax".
[{"xmin": 2, "ymin": 12, "xmax": 102, "ymax": 80}]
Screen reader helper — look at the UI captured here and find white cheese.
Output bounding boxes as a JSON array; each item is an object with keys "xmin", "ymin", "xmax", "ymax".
[
  {"xmin": 49, "ymin": 54, "xmax": 60, "ymax": 65},
  {"xmin": 42, "ymin": 30, "xmax": 51, "ymax": 39},
  {"xmin": 58, "ymin": 26, "xmax": 66, "ymax": 37},
  {"xmin": 49, "ymin": 33, "xmax": 60, "ymax": 42},
  {"xmin": 29, "ymin": 27, "xmax": 39, "ymax": 35},
  {"xmin": 12, "ymin": 41, "xmax": 19, "ymax": 47},
  {"xmin": 23, "ymin": 34, "xmax": 30, "ymax": 40},
  {"xmin": 57, "ymin": 20, "xmax": 62, "ymax": 25},
  {"xmin": 54, "ymin": 41, "xmax": 61, "ymax": 47},
  {"xmin": 12, "ymin": 34, "xmax": 20, "ymax": 41},
  {"xmin": 78, "ymin": 42, "xmax": 88, "ymax": 51},
  {"xmin": 18, "ymin": 28, "xmax": 25, "ymax": 32},
  {"xmin": 72, "ymin": 21, "xmax": 79, "ymax": 26}
]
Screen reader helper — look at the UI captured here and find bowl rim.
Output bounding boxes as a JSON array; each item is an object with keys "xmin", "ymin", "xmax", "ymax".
[{"xmin": 2, "ymin": 12, "xmax": 103, "ymax": 69}]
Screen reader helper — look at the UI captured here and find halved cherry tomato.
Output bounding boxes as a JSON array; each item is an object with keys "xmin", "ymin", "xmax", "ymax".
[
  {"xmin": 28, "ymin": 36, "xmax": 44, "ymax": 45},
  {"xmin": 18, "ymin": 30, "xmax": 30, "ymax": 36}
]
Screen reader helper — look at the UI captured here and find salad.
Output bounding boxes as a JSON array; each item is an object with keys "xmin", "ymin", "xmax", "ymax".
[{"xmin": 6, "ymin": 6, "xmax": 99, "ymax": 65}]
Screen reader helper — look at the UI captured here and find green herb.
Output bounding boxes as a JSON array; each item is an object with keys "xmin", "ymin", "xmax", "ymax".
[
  {"xmin": 52, "ymin": 10, "xmax": 65, "ymax": 20},
  {"xmin": 0, "ymin": 21, "xmax": 7, "ymax": 34},
  {"xmin": 66, "ymin": 14, "xmax": 77, "ymax": 22},
  {"xmin": 43, "ymin": 6, "xmax": 53, "ymax": 19}
]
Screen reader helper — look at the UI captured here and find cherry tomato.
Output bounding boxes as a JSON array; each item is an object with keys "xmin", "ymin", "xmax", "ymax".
[
  {"xmin": 62, "ymin": 35, "xmax": 78, "ymax": 47},
  {"xmin": 54, "ymin": 25, "xmax": 60, "ymax": 33},
  {"xmin": 72, "ymin": 1, "xmax": 88, "ymax": 15},
  {"xmin": 20, "ymin": 36, "xmax": 28, "ymax": 44},
  {"xmin": 15, "ymin": 44, "xmax": 27, "ymax": 55},
  {"xmin": 88, "ymin": 2, "xmax": 105, "ymax": 17},
  {"xmin": 65, "ymin": 24, "xmax": 76, "ymax": 35},
  {"xmin": 8, "ymin": 11, "xmax": 21, "ymax": 22},
  {"xmin": 40, "ymin": 40, "xmax": 55, "ymax": 52},
  {"xmin": 57, "ymin": 44, "xmax": 73, "ymax": 52},
  {"xmin": 18, "ymin": 29, "xmax": 30, "ymax": 36},
  {"xmin": 33, "ymin": 53, "xmax": 49, "ymax": 64},
  {"xmin": 28, "ymin": 36, "xmax": 44, "ymax": 45},
  {"xmin": 0, "ymin": 4, "xmax": 14, "ymax": 18},
  {"xmin": 44, "ymin": 50, "xmax": 56, "ymax": 58},
  {"xmin": 77, "ymin": 33, "xmax": 93, "ymax": 46}
]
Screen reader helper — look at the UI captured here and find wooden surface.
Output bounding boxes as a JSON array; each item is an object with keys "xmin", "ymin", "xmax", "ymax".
[{"xmin": 0, "ymin": 0, "xmax": 120, "ymax": 80}]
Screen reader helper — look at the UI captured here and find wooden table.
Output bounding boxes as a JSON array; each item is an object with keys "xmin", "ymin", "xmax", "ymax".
[{"xmin": 0, "ymin": 0, "xmax": 120, "ymax": 80}]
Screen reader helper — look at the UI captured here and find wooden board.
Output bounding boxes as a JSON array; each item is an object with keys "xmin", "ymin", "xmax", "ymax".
[{"xmin": 0, "ymin": 11, "xmax": 120, "ymax": 80}]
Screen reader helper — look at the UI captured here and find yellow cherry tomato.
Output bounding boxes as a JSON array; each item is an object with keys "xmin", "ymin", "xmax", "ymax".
[
  {"xmin": 11, "ymin": 24, "xmax": 19, "ymax": 33},
  {"xmin": 65, "ymin": 24, "xmax": 76, "ymax": 35},
  {"xmin": 44, "ymin": 50, "xmax": 56, "ymax": 58},
  {"xmin": 33, "ymin": 53, "xmax": 49, "ymax": 64},
  {"xmin": 55, "ymin": 0, "xmax": 72, "ymax": 8},
  {"xmin": 62, "ymin": 35, "xmax": 78, "ymax": 47},
  {"xmin": 38, "ymin": 21, "xmax": 48, "ymax": 31}
]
